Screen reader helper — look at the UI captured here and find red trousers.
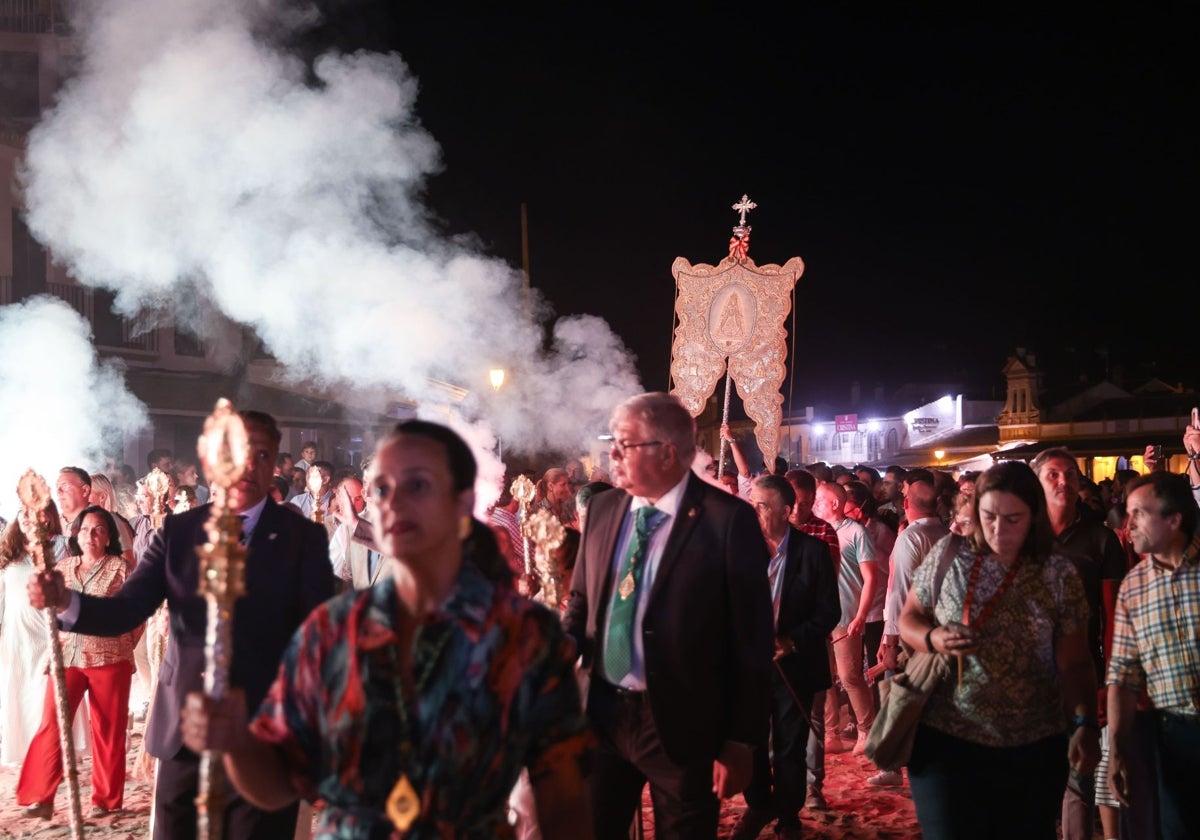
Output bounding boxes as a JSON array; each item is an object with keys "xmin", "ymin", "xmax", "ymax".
[{"xmin": 17, "ymin": 661, "xmax": 133, "ymax": 810}]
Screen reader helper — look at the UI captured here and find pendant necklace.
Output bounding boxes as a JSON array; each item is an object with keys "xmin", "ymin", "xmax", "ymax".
[
  {"xmin": 385, "ymin": 618, "xmax": 452, "ymax": 832},
  {"xmin": 956, "ymin": 553, "xmax": 1021, "ymax": 690},
  {"xmin": 961, "ymin": 553, "xmax": 1021, "ymax": 629}
]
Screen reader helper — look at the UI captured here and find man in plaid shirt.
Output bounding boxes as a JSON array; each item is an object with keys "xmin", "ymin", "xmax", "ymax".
[{"xmin": 1106, "ymin": 470, "xmax": 1200, "ymax": 839}]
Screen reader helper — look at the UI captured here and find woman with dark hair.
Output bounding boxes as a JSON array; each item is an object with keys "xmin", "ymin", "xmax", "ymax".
[
  {"xmin": 17, "ymin": 504, "xmax": 140, "ymax": 819},
  {"xmin": 0, "ymin": 501, "xmax": 78, "ymax": 769},
  {"xmin": 182, "ymin": 419, "xmax": 593, "ymax": 838},
  {"xmin": 898, "ymin": 460, "xmax": 1100, "ymax": 838}
]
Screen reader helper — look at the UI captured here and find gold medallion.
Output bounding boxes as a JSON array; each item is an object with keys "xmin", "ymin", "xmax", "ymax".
[
  {"xmin": 618, "ymin": 571, "xmax": 636, "ymax": 600},
  {"xmin": 386, "ymin": 773, "xmax": 420, "ymax": 832}
]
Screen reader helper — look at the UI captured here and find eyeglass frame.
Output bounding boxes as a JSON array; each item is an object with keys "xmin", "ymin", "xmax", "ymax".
[{"xmin": 608, "ymin": 439, "xmax": 664, "ymax": 458}]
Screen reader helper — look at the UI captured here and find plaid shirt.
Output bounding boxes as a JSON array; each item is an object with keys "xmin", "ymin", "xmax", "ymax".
[{"xmin": 1106, "ymin": 532, "xmax": 1200, "ymax": 716}]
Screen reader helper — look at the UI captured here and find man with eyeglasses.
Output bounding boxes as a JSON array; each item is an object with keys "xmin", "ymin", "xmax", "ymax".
[
  {"xmin": 29, "ymin": 409, "xmax": 334, "ymax": 840},
  {"xmin": 563, "ymin": 391, "xmax": 774, "ymax": 839}
]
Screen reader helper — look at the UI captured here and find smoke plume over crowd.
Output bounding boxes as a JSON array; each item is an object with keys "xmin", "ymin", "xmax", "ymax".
[
  {"xmin": 16, "ymin": 0, "xmax": 641, "ymax": 505},
  {"xmin": 0, "ymin": 298, "xmax": 149, "ymax": 515}
]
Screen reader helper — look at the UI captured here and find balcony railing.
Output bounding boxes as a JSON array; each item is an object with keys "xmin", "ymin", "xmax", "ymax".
[
  {"xmin": 122, "ymin": 316, "xmax": 158, "ymax": 353},
  {"xmin": 46, "ymin": 282, "xmax": 158, "ymax": 354},
  {"xmin": 47, "ymin": 280, "xmax": 93, "ymax": 321},
  {"xmin": 0, "ymin": 0, "xmax": 70, "ymax": 34}
]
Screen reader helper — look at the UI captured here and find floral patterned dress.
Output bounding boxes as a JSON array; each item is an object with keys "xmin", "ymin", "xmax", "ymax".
[
  {"xmin": 912, "ymin": 535, "xmax": 1089, "ymax": 747},
  {"xmin": 251, "ymin": 558, "xmax": 591, "ymax": 839}
]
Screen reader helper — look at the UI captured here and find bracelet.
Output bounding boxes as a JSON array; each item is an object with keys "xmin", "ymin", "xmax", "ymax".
[
  {"xmin": 924, "ymin": 627, "xmax": 936, "ymax": 653},
  {"xmin": 1070, "ymin": 714, "xmax": 1100, "ymax": 733}
]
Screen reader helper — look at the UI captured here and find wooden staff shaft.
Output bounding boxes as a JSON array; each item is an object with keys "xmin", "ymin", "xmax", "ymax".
[
  {"xmin": 520, "ymin": 506, "xmax": 532, "ymax": 576},
  {"xmin": 41, "ymin": 605, "xmax": 85, "ymax": 839},
  {"xmin": 716, "ymin": 363, "xmax": 733, "ymax": 479},
  {"xmin": 196, "ymin": 595, "xmax": 235, "ymax": 840}
]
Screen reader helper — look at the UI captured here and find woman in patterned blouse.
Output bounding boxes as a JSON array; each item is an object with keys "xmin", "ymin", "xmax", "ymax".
[
  {"xmin": 17, "ymin": 505, "xmax": 139, "ymax": 820},
  {"xmin": 183, "ymin": 420, "xmax": 594, "ymax": 839},
  {"xmin": 898, "ymin": 461, "xmax": 1101, "ymax": 839}
]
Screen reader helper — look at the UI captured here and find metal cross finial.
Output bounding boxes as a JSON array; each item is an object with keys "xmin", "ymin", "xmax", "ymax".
[{"xmin": 732, "ymin": 194, "xmax": 757, "ymax": 226}]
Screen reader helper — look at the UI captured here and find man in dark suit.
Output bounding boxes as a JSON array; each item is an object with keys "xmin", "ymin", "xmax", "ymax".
[
  {"xmin": 732, "ymin": 475, "xmax": 840, "ymax": 840},
  {"xmin": 30, "ymin": 410, "xmax": 334, "ymax": 840},
  {"xmin": 563, "ymin": 391, "xmax": 774, "ymax": 838}
]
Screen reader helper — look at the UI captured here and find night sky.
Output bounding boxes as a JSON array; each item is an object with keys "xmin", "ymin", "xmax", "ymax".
[{"xmin": 308, "ymin": 5, "xmax": 1191, "ymax": 408}]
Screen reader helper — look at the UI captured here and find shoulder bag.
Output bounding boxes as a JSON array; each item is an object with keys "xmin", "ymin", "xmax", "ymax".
[{"xmin": 863, "ymin": 534, "xmax": 959, "ymax": 771}]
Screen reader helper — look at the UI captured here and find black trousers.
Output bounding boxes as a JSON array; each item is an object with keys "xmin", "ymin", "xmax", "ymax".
[
  {"xmin": 907, "ymin": 725, "xmax": 1067, "ymax": 840},
  {"xmin": 1155, "ymin": 711, "xmax": 1200, "ymax": 839},
  {"xmin": 154, "ymin": 750, "xmax": 300, "ymax": 840},
  {"xmin": 742, "ymin": 671, "xmax": 813, "ymax": 829},
  {"xmin": 586, "ymin": 680, "xmax": 719, "ymax": 840}
]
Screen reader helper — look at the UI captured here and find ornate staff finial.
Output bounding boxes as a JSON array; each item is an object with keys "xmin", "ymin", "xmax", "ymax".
[
  {"xmin": 509, "ymin": 474, "xmax": 537, "ymax": 576},
  {"xmin": 145, "ymin": 466, "xmax": 171, "ymax": 530},
  {"xmin": 306, "ymin": 466, "xmax": 325, "ymax": 524},
  {"xmin": 729, "ymin": 194, "xmax": 755, "ymax": 261}
]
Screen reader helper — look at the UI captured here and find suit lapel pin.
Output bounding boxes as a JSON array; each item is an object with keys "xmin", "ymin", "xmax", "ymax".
[{"xmin": 268, "ymin": 533, "xmax": 278, "ymax": 540}]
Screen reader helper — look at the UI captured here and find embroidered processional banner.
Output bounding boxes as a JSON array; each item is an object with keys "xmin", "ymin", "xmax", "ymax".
[{"xmin": 668, "ymin": 197, "xmax": 803, "ymax": 468}]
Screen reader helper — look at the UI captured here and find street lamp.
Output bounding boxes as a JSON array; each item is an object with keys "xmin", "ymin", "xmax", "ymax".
[
  {"xmin": 489, "ymin": 368, "xmax": 506, "ymax": 459},
  {"xmin": 933, "ymin": 449, "xmax": 945, "ymax": 466},
  {"xmin": 489, "ymin": 368, "xmax": 506, "ymax": 392}
]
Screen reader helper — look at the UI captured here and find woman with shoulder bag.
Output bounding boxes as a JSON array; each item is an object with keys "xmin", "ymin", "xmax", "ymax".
[{"xmin": 898, "ymin": 461, "xmax": 1100, "ymax": 839}]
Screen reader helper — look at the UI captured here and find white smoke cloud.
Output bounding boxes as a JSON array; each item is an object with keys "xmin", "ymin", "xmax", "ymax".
[
  {"xmin": 19, "ymin": 0, "xmax": 642, "ymax": 471},
  {"xmin": 0, "ymin": 297, "xmax": 149, "ymax": 517}
]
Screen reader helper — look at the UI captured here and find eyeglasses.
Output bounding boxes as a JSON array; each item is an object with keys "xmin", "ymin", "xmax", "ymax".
[{"xmin": 609, "ymin": 439, "xmax": 663, "ymax": 458}]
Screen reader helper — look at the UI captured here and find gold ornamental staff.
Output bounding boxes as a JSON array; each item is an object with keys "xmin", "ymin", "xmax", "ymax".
[
  {"xmin": 17, "ymin": 470, "xmax": 85, "ymax": 840},
  {"xmin": 306, "ymin": 465, "xmax": 325, "ymax": 524},
  {"xmin": 194, "ymin": 399, "xmax": 251, "ymax": 840},
  {"xmin": 523, "ymin": 508, "xmax": 565, "ymax": 609},
  {"xmin": 510, "ymin": 474, "xmax": 536, "ymax": 575},
  {"xmin": 145, "ymin": 466, "xmax": 171, "ymax": 530}
]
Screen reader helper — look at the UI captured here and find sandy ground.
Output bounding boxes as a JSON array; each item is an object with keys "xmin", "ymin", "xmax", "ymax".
[
  {"xmin": 0, "ymin": 723, "xmax": 921, "ymax": 839},
  {"xmin": 0, "ymin": 717, "xmax": 1112, "ymax": 839}
]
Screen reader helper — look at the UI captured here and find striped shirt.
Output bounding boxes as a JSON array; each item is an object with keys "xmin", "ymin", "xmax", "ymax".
[
  {"xmin": 60, "ymin": 554, "xmax": 140, "ymax": 669},
  {"xmin": 797, "ymin": 514, "xmax": 839, "ymax": 568},
  {"xmin": 1106, "ymin": 533, "xmax": 1200, "ymax": 716}
]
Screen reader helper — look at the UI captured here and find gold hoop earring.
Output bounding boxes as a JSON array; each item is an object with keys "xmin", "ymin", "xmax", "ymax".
[{"xmin": 459, "ymin": 515, "xmax": 472, "ymax": 541}]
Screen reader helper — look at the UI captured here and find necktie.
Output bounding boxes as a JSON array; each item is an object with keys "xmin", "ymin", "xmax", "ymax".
[
  {"xmin": 238, "ymin": 515, "xmax": 249, "ymax": 546},
  {"xmin": 603, "ymin": 506, "xmax": 667, "ymax": 683}
]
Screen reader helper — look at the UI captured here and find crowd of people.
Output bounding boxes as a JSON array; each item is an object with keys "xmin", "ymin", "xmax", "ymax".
[{"xmin": 0, "ymin": 394, "xmax": 1195, "ymax": 839}]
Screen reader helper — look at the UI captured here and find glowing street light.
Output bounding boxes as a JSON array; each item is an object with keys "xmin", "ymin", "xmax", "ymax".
[
  {"xmin": 934, "ymin": 449, "xmax": 946, "ymax": 465},
  {"xmin": 489, "ymin": 368, "xmax": 506, "ymax": 459},
  {"xmin": 489, "ymin": 368, "xmax": 506, "ymax": 392}
]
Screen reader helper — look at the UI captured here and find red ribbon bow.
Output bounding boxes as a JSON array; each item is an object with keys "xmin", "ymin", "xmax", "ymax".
[{"xmin": 728, "ymin": 232, "xmax": 750, "ymax": 260}]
